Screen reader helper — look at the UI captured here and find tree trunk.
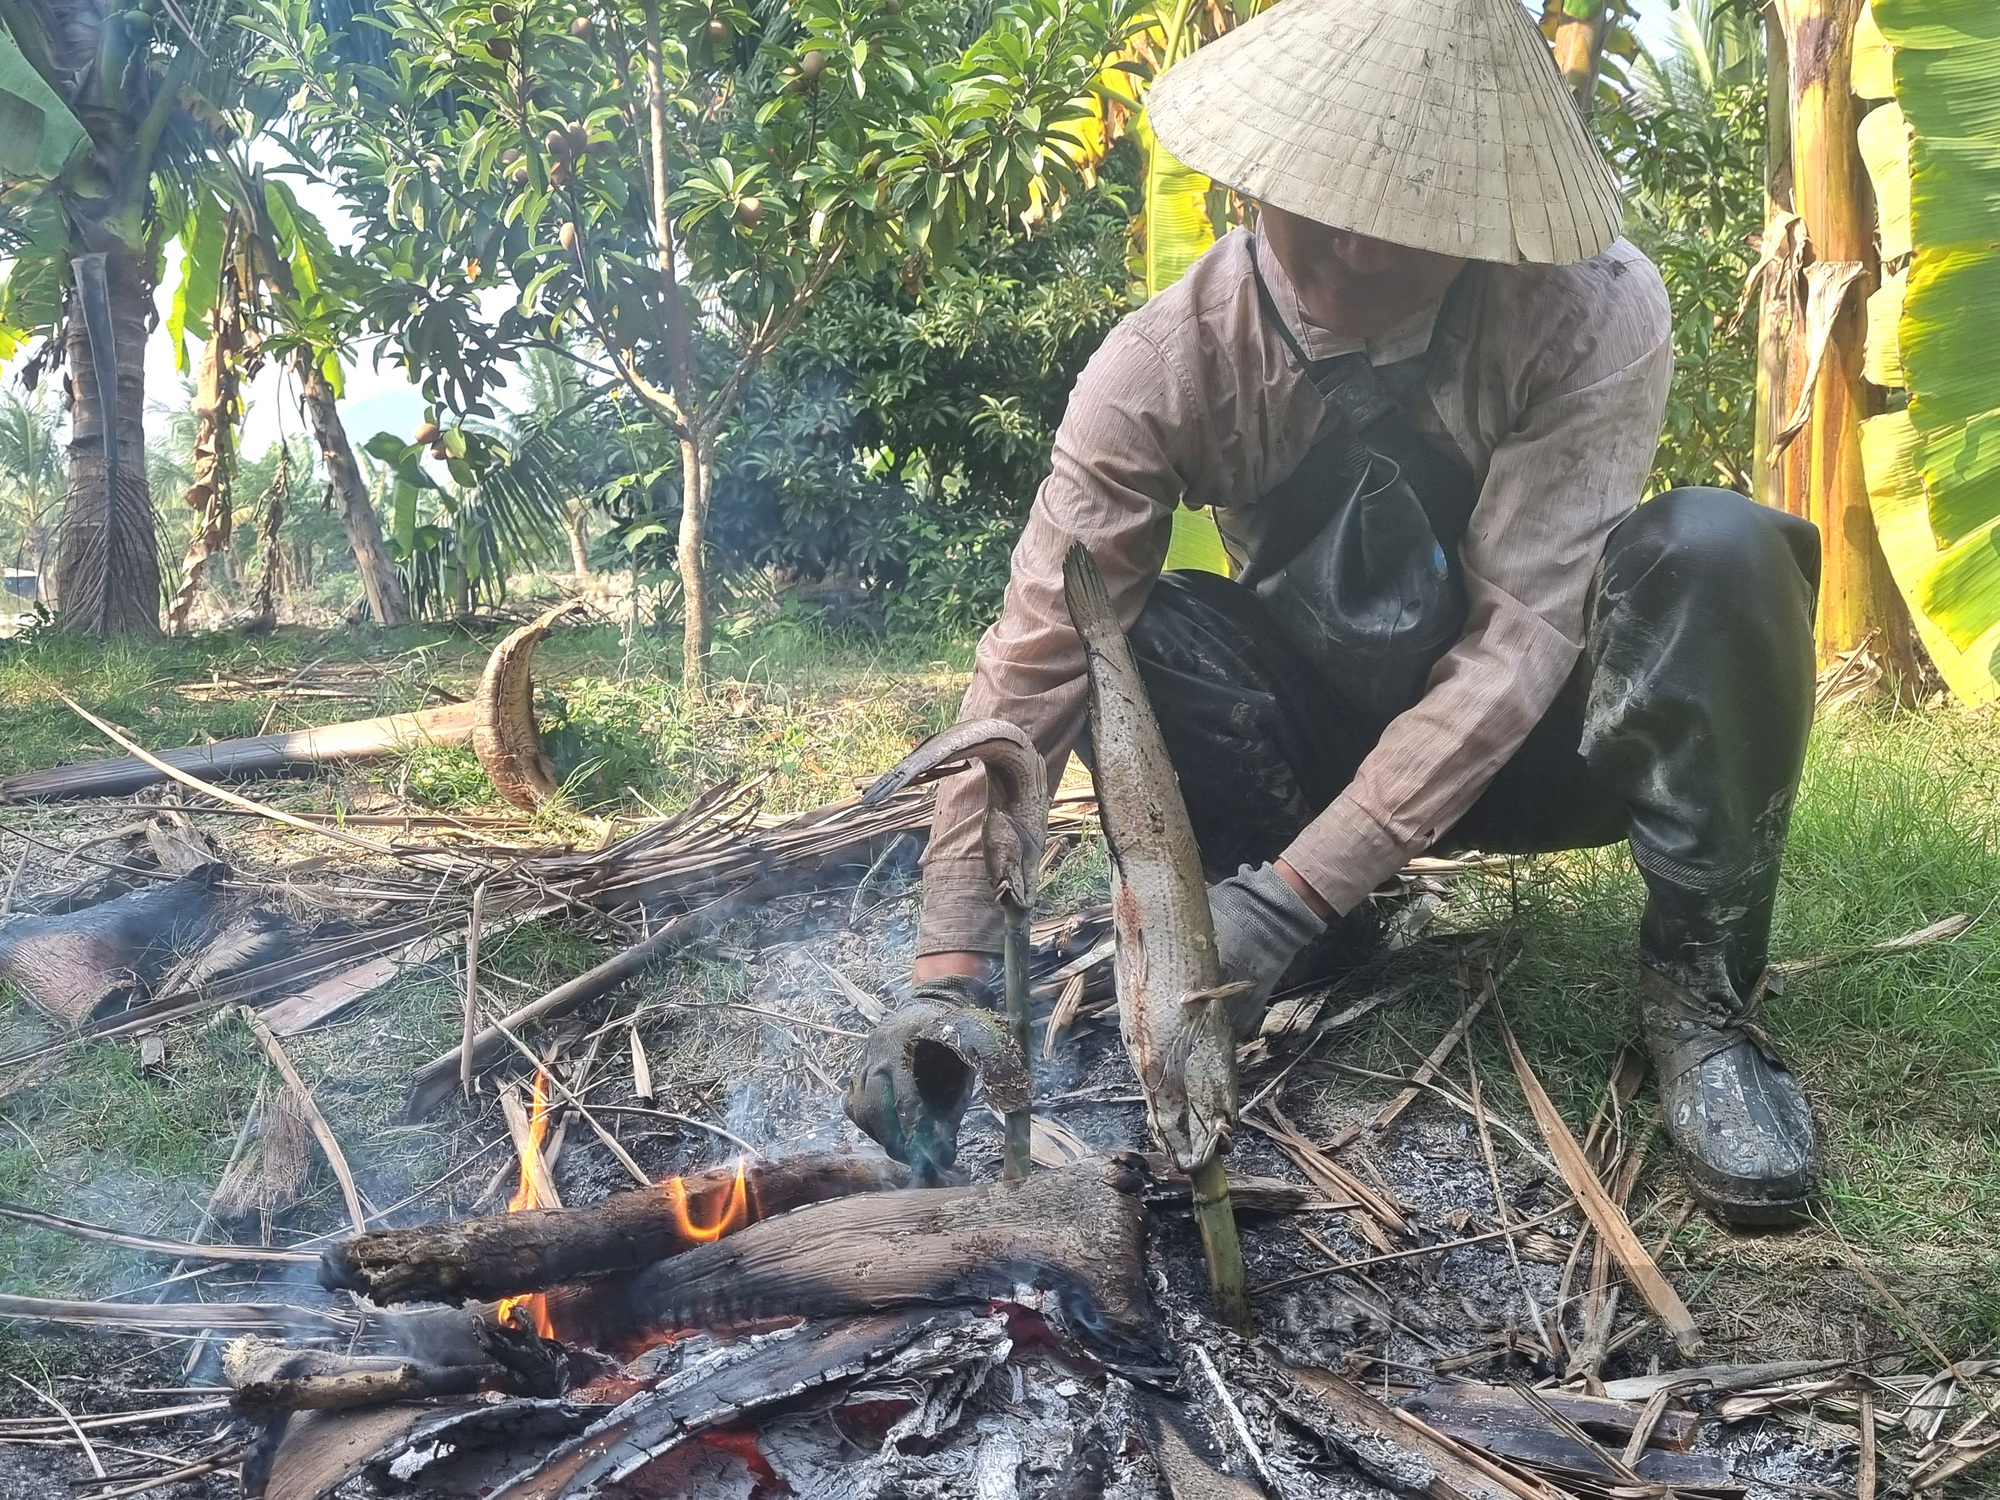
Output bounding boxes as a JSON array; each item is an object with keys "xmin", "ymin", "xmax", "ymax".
[
  {"xmin": 1753, "ymin": 6, "xmax": 1795, "ymax": 511},
  {"xmin": 677, "ymin": 436, "xmax": 711, "ymax": 691},
  {"xmin": 1787, "ymin": 0, "xmax": 1916, "ymax": 677},
  {"xmin": 56, "ymin": 242, "xmax": 160, "ymax": 638},
  {"xmin": 1553, "ymin": 3, "xmax": 1609, "ymax": 119},
  {"xmin": 169, "ymin": 247, "xmax": 245, "ymax": 635},
  {"xmin": 294, "ymin": 351, "xmax": 409, "ymax": 625},
  {"xmin": 565, "ymin": 503, "xmax": 590, "ymax": 575},
  {"xmin": 246, "ymin": 456, "xmax": 288, "ymax": 633}
]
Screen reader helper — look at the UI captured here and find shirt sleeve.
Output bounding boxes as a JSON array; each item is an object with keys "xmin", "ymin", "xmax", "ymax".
[
  {"xmin": 1279, "ymin": 305, "xmax": 1674, "ymax": 915},
  {"xmin": 917, "ymin": 327, "xmax": 1196, "ymax": 955}
]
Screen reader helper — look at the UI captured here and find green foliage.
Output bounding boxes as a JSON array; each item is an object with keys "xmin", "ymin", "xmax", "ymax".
[
  {"xmin": 399, "ymin": 742, "xmax": 494, "ymax": 806},
  {"xmin": 0, "ymin": 388, "xmax": 62, "ymax": 578},
  {"xmin": 1859, "ymin": 0, "xmax": 2000, "ymax": 706},
  {"xmin": 248, "ymin": 0, "xmax": 1144, "ymax": 414},
  {"xmin": 1599, "ymin": 3, "xmax": 1765, "ymax": 494}
]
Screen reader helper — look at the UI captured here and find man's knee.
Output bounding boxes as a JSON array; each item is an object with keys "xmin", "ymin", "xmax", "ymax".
[{"xmin": 1603, "ymin": 487, "xmax": 1821, "ymax": 605}]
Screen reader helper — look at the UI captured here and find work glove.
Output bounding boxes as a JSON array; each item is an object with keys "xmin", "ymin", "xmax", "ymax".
[
  {"xmin": 1208, "ymin": 862, "xmax": 1328, "ymax": 1039},
  {"xmin": 843, "ymin": 972, "xmax": 1027, "ymax": 1183}
]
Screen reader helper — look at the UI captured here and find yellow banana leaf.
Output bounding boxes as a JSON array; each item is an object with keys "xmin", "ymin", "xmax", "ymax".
[
  {"xmin": 1861, "ymin": 412, "xmax": 2000, "ymax": 703},
  {"xmin": 1863, "ymin": 271, "xmax": 1905, "ymax": 388},
  {"xmin": 1856, "ymin": 102, "xmax": 1912, "ymax": 260},
  {"xmin": 1855, "ymin": 0, "xmax": 2000, "ymax": 702}
]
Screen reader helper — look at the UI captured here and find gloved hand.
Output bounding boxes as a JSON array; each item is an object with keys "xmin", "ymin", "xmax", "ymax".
[
  {"xmin": 1208, "ymin": 862, "xmax": 1328, "ymax": 1038},
  {"xmin": 843, "ymin": 972, "xmax": 1026, "ymax": 1182}
]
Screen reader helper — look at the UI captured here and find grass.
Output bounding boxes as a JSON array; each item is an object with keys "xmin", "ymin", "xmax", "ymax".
[
  {"xmin": 1343, "ymin": 700, "xmax": 2000, "ymax": 1359},
  {"xmin": 0, "ymin": 611, "xmax": 1996, "ymax": 1393}
]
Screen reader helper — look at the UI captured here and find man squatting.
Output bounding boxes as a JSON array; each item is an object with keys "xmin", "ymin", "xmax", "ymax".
[{"xmin": 848, "ymin": 0, "xmax": 1822, "ymax": 1227}]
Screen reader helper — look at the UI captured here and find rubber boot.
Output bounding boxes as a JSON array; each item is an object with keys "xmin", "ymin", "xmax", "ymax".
[{"xmin": 1638, "ymin": 889, "xmax": 1816, "ymax": 1226}]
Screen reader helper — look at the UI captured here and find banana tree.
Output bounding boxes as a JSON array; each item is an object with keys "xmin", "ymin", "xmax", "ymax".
[
  {"xmin": 1856, "ymin": 0, "xmax": 2000, "ymax": 704},
  {"xmin": 0, "ymin": 0, "xmax": 249, "ymax": 635},
  {"xmin": 1070, "ymin": 0, "xmax": 1257, "ymax": 572},
  {"xmin": 166, "ymin": 157, "xmax": 412, "ymax": 624}
]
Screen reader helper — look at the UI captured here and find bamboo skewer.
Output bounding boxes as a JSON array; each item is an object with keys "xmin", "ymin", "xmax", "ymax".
[{"xmin": 461, "ymin": 880, "xmax": 487, "ymax": 1097}]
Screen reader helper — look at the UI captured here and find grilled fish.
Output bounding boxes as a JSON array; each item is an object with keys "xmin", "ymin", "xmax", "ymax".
[{"xmin": 1062, "ymin": 543, "xmax": 1241, "ymax": 1175}]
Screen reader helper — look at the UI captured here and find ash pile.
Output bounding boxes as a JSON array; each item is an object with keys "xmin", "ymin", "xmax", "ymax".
[{"xmin": 219, "ymin": 899, "xmax": 1864, "ymax": 1500}]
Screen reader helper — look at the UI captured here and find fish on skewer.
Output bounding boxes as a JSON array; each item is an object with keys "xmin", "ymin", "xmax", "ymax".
[{"xmin": 1062, "ymin": 542, "xmax": 1251, "ymax": 1328}]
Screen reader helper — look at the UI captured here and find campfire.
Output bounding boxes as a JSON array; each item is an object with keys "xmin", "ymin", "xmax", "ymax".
[{"xmin": 0, "ymin": 618, "xmax": 1975, "ymax": 1500}]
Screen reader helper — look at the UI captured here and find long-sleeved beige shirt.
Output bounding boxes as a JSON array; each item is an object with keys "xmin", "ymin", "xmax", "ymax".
[{"xmin": 919, "ymin": 227, "xmax": 1672, "ymax": 955}]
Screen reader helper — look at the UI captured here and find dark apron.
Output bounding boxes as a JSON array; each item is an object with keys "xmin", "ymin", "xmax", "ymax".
[{"xmin": 1236, "ymin": 242, "xmax": 1478, "ymax": 724}]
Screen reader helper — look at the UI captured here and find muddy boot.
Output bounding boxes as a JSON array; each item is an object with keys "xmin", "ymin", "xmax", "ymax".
[{"xmin": 1639, "ymin": 965, "xmax": 1816, "ymax": 1226}]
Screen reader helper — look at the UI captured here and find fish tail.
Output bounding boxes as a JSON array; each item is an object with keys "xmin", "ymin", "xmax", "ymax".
[{"xmin": 1062, "ymin": 542, "xmax": 1119, "ymax": 650}]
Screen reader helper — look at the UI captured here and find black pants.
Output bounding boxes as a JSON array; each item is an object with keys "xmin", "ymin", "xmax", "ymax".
[{"xmin": 1130, "ymin": 488, "xmax": 1822, "ymax": 1000}]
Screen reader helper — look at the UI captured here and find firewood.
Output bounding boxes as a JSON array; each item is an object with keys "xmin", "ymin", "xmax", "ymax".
[
  {"xmin": 225, "ymin": 1322, "xmax": 567, "ymax": 1423},
  {"xmin": 0, "ymin": 701, "xmax": 479, "ymax": 802},
  {"xmin": 319, "ymin": 1152, "xmax": 913, "ymax": 1304},
  {"xmin": 544, "ymin": 1154, "xmax": 1173, "ymax": 1379},
  {"xmin": 484, "ymin": 1309, "xmax": 1008, "ymax": 1500},
  {"xmin": 224, "ymin": 1339, "xmax": 499, "ymax": 1422}
]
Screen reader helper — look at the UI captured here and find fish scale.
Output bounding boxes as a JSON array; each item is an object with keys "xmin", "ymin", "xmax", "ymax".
[{"xmin": 1063, "ymin": 542, "xmax": 1250, "ymax": 1329}]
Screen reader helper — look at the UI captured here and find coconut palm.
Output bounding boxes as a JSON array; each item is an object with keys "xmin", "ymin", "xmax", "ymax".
[
  {"xmin": 0, "ymin": 388, "xmax": 63, "ymax": 592},
  {"xmin": 1627, "ymin": 0, "xmax": 1762, "ymax": 123},
  {"xmin": 0, "ymin": 0, "xmax": 273, "ymax": 635}
]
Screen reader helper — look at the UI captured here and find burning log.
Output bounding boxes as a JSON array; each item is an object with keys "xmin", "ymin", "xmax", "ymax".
[
  {"xmin": 320, "ymin": 1152, "xmax": 914, "ymax": 1305},
  {"xmin": 543, "ymin": 1154, "xmax": 1174, "ymax": 1379}
]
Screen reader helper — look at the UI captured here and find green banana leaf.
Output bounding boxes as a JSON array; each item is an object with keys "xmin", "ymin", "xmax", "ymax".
[
  {"xmin": 1132, "ymin": 107, "xmax": 1231, "ymax": 574},
  {"xmin": 1857, "ymin": 0, "xmax": 2000, "ymax": 704},
  {"xmin": 0, "ymin": 27, "xmax": 86, "ymax": 181}
]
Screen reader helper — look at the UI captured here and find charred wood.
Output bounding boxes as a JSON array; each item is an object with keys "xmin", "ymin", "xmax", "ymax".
[
  {"xmin": 226, "ymin": 1320, "xmax": 568, "ymax": 1423},
  {"xmin": 320, "ymin": 1152, "xmax": 913, "ymax": 1304},
  {"xmin": 544, "ymin": 1155, "xmax": 1173, "ymax": 1379},
  {"xmin": 225, "ymin": 1341, "xmax": 499, "ymax": 1423},
  {"xmin": 485, "ymin": 1310, "xmax": 1003, "ymax": 1500},
  {"xmin": 1399, "ymin": 1382, "xmax": 1698, "ymax": 1453},
  {"xmin": 1283, "ymin": 1367, "xmax": 1524, "ymax": 1500}
]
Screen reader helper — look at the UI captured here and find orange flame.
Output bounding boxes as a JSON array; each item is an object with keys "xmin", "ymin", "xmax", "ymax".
[
  {"xmin": 498, "ymin": 1068, "xmax": 557, "ymax": 1338},
  {"xmin": 662, "ymin": 1158, "xmax": 750, "ymax": 1243}
]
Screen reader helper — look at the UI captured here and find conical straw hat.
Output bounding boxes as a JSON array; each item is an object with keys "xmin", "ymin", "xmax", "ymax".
[{"xmin": 1146, "ymin": 0, "xmax": 1624, "ymax": 265}]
